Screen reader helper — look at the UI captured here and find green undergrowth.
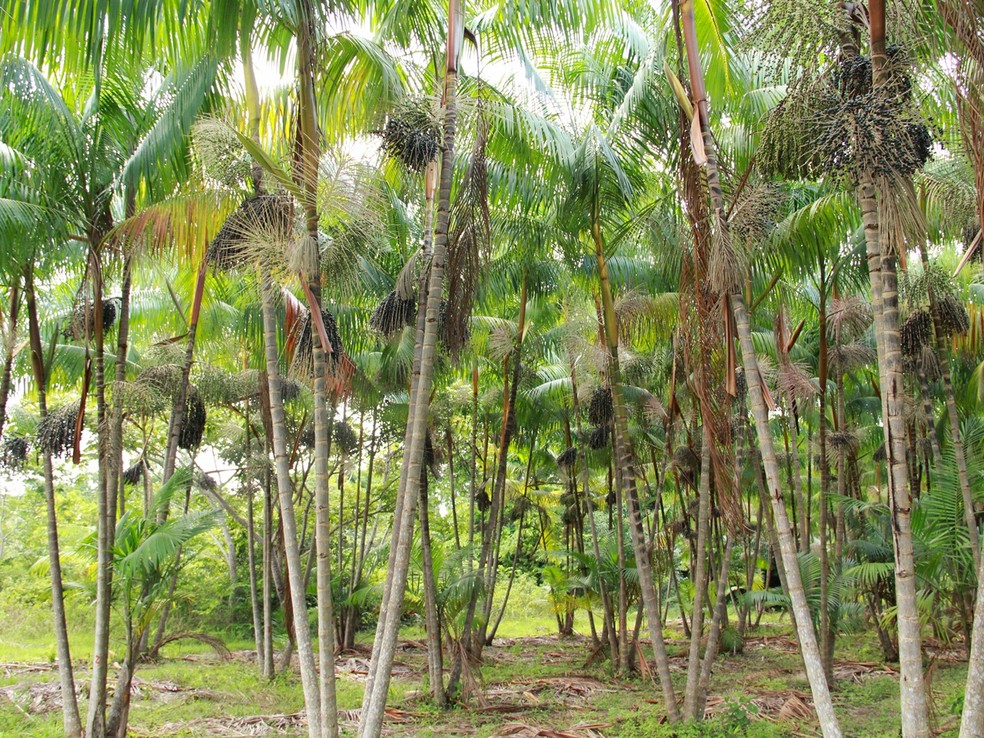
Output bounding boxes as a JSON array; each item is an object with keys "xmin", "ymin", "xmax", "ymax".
[{"xmin": 0, "ymin": 611, "xmax": 971, "ymax": 737}]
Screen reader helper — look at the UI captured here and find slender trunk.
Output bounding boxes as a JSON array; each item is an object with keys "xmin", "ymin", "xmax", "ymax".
[
  {"xmin": 477, "ymin": 275, "xmax": 528, "ymax": 649},
  {"xmin": 0, "ymin": 281, "xmax": 19, "ymax": 439},
  {"xmin": 360, "ymin": 11, "xmax": 461, "ymax": 732},
  {"xmin": 294, "ymin": 1, "xmax": 340, "ymax": 730},
  {"xmin": 25, "ymin": 269, "xmax": 82, "ymax": 737},
  {"xmin": 695, "ymin": 533, "xmax": 734, "ymax": 716},
  {"xmin": 676, "ymin": 2, "xmax": 842, "ymax": 729},
  {"xmin": 261, "ymin": 275, "xmax": 322, "ymax": 737},
  {"xmin": 86, "ymin": 239, "xmax": 113, "ymax": 738},
  {"xmin": 571, "ymin": 363, "xmax": 620, "ymax": 667},
  {"xmin": 614, "ymin": 458, "xmax": 630, "ymax": 675},
  {"xmin": 865, "ymin": 6, "xmax": 929, "ymax": 732},
  {"xmin": 361, "ymin": 157, "xmax": 437, "ymax": 713},
  {"xmin": 684, "ymin": 429, "xmax": 712, "ymax": 719},
  {"xmin": 594, "ymin": 218, "xmax": 680, "ymax": 719},
  {"xmin": 263, "ymin": 436, "xmax": 275, "ymax": 678},
  {"xmin": 448, "ymin": 426, "xmax": 461, "ymax": 549},
  {"xmin": 960, "ymin": 547, "xmax": 984, "ymax": 737},
  {"xmin": 488, "ymin": 506, "xmax": 525, "ymax": 642},
  {"xmin": 732, "ymin": 295, "xmax": 841, "ymax": 736},
  {"xmin": 418, "ymin": 468, "xmax": 446, "ymax": 707}
]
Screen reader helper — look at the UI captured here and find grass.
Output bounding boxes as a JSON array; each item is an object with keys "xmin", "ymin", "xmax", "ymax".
[{"xmin": 0, "ymin": 604, "xmax": 971, "ymax": 737}]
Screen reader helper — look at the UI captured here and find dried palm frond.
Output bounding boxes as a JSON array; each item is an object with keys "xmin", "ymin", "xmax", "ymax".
[
  {"xmin": 177, "ymin": 389, "xmax": 207, "ymax": 451},
  {"xmin": 487, "ymin": 321, "xmax": 516, "ymax": 362},
  {"xmin": 901, "ymin": 310, "xmax": 933, "ymax": 359},
  {"xmin": 370, "ymin": 291, "xmax": 416, "ymax": 336},
  {"xmin": 937, "ymin": 294, "xmax": 970, "ymax": 337},
  {"xmin": 445, "ymin": 117, "xmax": 489, "ymax": 358},
  {"xmin": 828, "ymin": 431, "xmax": 860, "ymax": 457},
  {"xmin": 643, "ymin": 394, "xmax": 667, "ymax": 424},
  {"xmin": 709, "ymin": 212, "xmax": 745, "ymax": 295},
  {"xmin": 588, "ymin": 387, "xmax": 613, "ymax": 426},
  {"xmin": 829, "ymin": 342, "xmax": 876, "ymax": 374},
  {"xmin": 777, "ymin": 364, "xmax": 817, "ymax": 401},
  {"xmin": 557, "ymin": 447, "xmax": 578, "ymax": 468},
  {"xmin": 828, "ymin": 296, "xmax": 873, "ymax": 340},
  {"xmin": 439, "ymin": 299, "xmax": 470, "ymax": 353},
  {"xmin": 1, "ymin": 436, "xmax": 28, "ymax": 468},
  {"xmin": 37, "ymin": 402, "xmax": 80, "ymax": 458},
  {"xmin": 614, "ymin": 292, "xmax": 656, "ymax": 344},
  {"xmin": 206, "ymin": 194, "xmax": 294, "ymax": 271},
  {"xmin": 379, "ymin": 98, "xmax": 441, "ymax": 171}
]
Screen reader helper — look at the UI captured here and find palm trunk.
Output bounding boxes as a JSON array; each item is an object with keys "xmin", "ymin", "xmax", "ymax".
[
  {"xmin": 361, "ymin": 237, "xmax": 428, "ymax": 716},
  {"xmin": 570, "ymin": 361, "xmax": 621, "ymax": 666},
  {"xmin": 0, "ymin": 280, "xmax": 19, "ymax": 440},
  {"xmin": 262, "ymin": 433, "xmax": 275, "ymax": 678},
  {"xmin": 676, "ymin": 3, "xmax": 842, "ymax": 730},
  {"xmin": 960, "ymin": 547, "xmax": 984, "ymax": 737},
  {"xmin": 260, "ymin": 275, "xmax": 322, "ymax": 737},
  {"xmin": 695, "ymin": 532, "xmax": 734, "ymax": 715},
  {"xmin": 360, "ymin": 7, "xmax": 462, "ymax": 733},
  {"xmin": 864, "ymin": 7, "xmax": 929, "ymax": 733},
  {"xmin": 86, "ymin": 239, "xmax": 113, "ymax": 738},
  {"xmin": 732, "ymin": 295, "xmax": 842, "ymax": 737},
  {"xmin": 294, "ymin": 1, "xmax": 340, "ymax": 730},
  {"xmin": 683, "ymin": 429, "xmax": 712, "ymax": 719},
  {"xmin": 817, "ymin": 292, "xmax": 835, "ymax": 685},
  {"xmin": 787, "ymin": 406, "xmax": 809, "ymax": 554},
  {"xmin": 594, "ymin": 218, "xmax": 680, "ymax": 720},
  {"xmin": 25, "ymin": 267, "xmax": 82, "ymax": 738},
  {"xmin": 476, "ymin": 274, "xmax": 528, "ymax": 649},
  {"xmin": 613, "ymin": 457, "xmax": 630, "ymax": 675},
  {"xmin": 418, "ymin": 468, "xmax": 446, "ymax": 707}
]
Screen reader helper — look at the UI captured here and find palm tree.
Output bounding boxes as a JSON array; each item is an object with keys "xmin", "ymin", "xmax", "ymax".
[
  {"xmin": 104, "ymin": 468, "xmax": 217, "ymax": 737},
  {"xmin": 675, "ymin": 1, "xmax": 843, "ymax": 733}
]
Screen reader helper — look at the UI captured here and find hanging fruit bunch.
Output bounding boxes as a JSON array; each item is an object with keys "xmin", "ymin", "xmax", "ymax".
[
  {"xmin": 36, "ymin": 402, "xmax": 80, "ymax": 458},
  {"xmin": 177, "ymin": 389, "xmax": 207, "ymax": 451},
  {"xmin": 379, "ymin": 99, "xmax": 441, "ymax": 172},
  {"xmin": 900, "ymin": 310, "xmax": 932, "ymax": 360}
]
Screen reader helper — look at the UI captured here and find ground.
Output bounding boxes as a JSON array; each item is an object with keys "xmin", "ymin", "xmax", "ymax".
[{"xmin": 0, "ymin": 612, "xmax": 970, "ymax": 737}]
